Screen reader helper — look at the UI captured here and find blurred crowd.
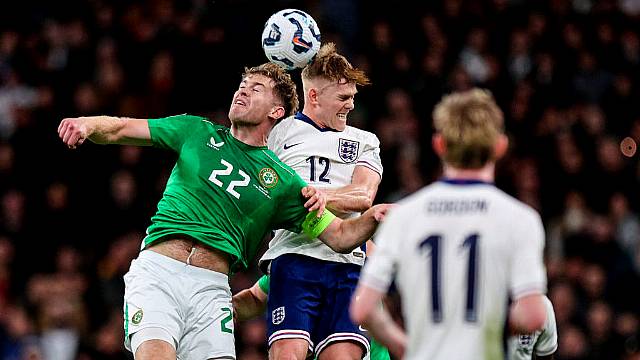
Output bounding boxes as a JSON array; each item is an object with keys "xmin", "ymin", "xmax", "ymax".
[{"xmin": 0, "ymin": 0, "xmax": 639, "ymax": 359}]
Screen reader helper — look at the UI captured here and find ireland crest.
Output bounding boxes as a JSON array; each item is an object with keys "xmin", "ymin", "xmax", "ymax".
[
  {"xmin": 259, "ymin": 168, "xmax": 279, "ymax": 188},
  {"xmin": 338, "ymin": 138, "xmax": 359, "ymax": 163}
]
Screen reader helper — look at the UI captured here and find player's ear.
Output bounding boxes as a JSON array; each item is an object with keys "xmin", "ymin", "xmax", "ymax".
[
  {"xmin": 308, "ymin": 88, "xmax": 319, "ymax": 105},
  {"xmin": 494, "ymin": 134, "xmax": 509, "ymax": 160},
  {"xmin": 268, "ymin": 106, "xmax": 285, "ymax": 121},
  {"xmin": 432, "ymin": 133, "xmax": 446, "ymax": 157}
]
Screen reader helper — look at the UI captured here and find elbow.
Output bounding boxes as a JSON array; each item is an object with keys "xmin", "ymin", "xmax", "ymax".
[
  {"xmin": 361, "ymin": 198, "xmax": 374, "ymax": 211},
  {"xmin": 326, "ymin": 241, "xmax": 353, "ymax": 254}
]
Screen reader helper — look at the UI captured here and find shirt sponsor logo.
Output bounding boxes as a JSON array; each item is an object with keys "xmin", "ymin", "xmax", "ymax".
[
  {"xmin": 283, "ymin": 142, "xmax": 303, "ymax": 150},
  {"xmin": 259, "ymin": 168, "xmax": 279, "ymax": 188},
  {"xmin": 272, "ymin": 306, "xmax": 285, "ymax": 325},
  {"xmin": 338, "ymin": 138, "xmax": 359, "ymax": 163},
  {"xmin": 207, "ymin": 137, "xmax": 225, "ymax": 150}
]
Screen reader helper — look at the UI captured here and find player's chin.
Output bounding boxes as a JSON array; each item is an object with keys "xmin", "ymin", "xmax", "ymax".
[
  {"xmin": 334, "ymin": 119, "xmax": 347, "ymax": 131},
  {"xmin": 228, "ymin": 107, "xmax": 246, "ymax": 121}
]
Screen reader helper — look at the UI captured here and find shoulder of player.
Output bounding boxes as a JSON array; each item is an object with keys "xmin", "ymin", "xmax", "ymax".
[
  {"xmin": 343, "ymin": 126, "xmax": 380, "ymax": 146},
  {"xmin": 272, "ymin": 115, "xmax": 297, "ymax": 133},
  {"xmin": 258, "ymin": 149, "xmax": 299, "ymax": 179}
]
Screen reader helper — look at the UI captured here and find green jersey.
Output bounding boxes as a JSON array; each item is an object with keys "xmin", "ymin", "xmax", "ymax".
[
  {"xmin": 255, "ymin": 275, "xmax": 391, "ymax": 360},
  {"xmin": 144, "ymin": 114, "xmax": 324, "ymax": 272}
]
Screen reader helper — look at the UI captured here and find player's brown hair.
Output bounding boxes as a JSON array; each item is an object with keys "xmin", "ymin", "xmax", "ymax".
[
  {"xmin": 433, "ymin": 88, "xmax": 504, "ymax": 169},
  {"xmin": 302, "ymin": 43, "xmax": 370, "ymax": 86},
  {"xmin": 243, "ymin": 63, "xmax": 299, "ymax": 118}
]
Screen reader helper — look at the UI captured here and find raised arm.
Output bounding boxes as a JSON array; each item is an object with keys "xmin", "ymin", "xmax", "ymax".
[
  {"xmin": 316, "ymin": 204, "xmax": 391, "ymax": 253},
  {"xmin": 325, "ymin": 165, "xmax": 381, "ymax": 216},
  {"xmin": 58, "ymin": 116, "xmax": 152, "ymax": 148}
]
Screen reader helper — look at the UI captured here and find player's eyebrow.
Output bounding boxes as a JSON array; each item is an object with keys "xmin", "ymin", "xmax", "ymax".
[{"xmin": 241, "ymin": 78, "xmax": 267, "ymax": 89}]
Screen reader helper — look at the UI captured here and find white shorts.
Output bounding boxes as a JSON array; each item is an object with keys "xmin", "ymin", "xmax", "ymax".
[{"xmin": 123, "ymin": 250, "xmax": 235, "ymax": 359}]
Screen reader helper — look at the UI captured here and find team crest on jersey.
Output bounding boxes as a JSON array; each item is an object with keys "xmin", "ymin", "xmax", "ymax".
[
  {"xmin": 338, "ymin": 138, "xmax": 359, "ymax": 163},
  {"xmin": 131, "ymin": 309, "xmax": 143, "ymax": 325},
  {"xmin": 259, "ymin": 168, "xmax": 279, "ymax": 188},
  {"xmin": 518, "ymin": 334, "xmax": 534, "ymax": 347},
  {"xmin": 272, "ymin": 306, "xmax": 285, "ymax": 325}
]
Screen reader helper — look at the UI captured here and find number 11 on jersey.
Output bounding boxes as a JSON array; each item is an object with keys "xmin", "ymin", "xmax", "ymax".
[{"xmin": 419, "ymin": 233, "xmax": 479, "ymax": 323}]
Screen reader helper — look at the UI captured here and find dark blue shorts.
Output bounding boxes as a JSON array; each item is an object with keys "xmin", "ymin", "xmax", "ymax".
[{"xmin": 267, "ymin": 254, "xmax": 369, "ymax": 356}]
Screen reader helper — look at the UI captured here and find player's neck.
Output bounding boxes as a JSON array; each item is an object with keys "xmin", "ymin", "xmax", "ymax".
[
  {"xmin": 301, "ymin": 108, "xmax": 327, "ymax": 129},
  {"xmin": 231, "ymin": 122, "xmax": 269, "ymax": 147},
  {"xmin": 442, "ymin": 163, "xmax": 495, "ymax": 183}
]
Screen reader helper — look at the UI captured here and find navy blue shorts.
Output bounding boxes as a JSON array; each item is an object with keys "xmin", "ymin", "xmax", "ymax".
[{"xmin": 267, "ymin": 254, "xmax": 369, "ymax": 356}]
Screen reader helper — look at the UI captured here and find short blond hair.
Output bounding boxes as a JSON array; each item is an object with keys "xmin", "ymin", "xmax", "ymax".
[
  {"xmin": 302, "ymin": 43, "xmax": 370, "ymax": 86},
  {"xmin": 433, "ymin": 88, "xmax": 504, "ymax": 169}
]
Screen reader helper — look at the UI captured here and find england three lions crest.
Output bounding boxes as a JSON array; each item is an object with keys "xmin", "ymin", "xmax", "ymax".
[{"xmin": 338, "ymin": 138, "xmax": 359, "ymax": 163}]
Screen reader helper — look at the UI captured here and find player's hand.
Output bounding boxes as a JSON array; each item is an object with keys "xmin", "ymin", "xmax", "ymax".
[
  {"xmin": 301, "ymin": 186, "xmax": 327, "ymax": 217},
  {"xmin": 58, "ymin": 117, "xmax": 90, "ymax": 149},
  {"xmin": 372, "ymin": 203, "xmax": 395, "ymax": 222}
]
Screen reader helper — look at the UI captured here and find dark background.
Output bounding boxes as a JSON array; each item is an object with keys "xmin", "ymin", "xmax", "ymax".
[{"xmin": 0, "ymin": 0, "xmax": 639, "ymax": 359}]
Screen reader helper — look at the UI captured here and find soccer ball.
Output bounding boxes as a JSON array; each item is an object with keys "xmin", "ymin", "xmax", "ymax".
[{"xmin": 261, "ymin": 9, "xmax": 321, "ymax": 70}]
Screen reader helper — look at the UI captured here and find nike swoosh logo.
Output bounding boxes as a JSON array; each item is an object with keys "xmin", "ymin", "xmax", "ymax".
[
  {"xmin": 284, "ymin": 142, "xmax": 303, "ymax": 150},
  {"xmin": 292, "ymin": 36, "xmax": 311, "ymax": 49}
]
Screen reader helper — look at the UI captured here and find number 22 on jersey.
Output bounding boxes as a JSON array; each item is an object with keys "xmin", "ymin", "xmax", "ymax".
[
  {"xmin": 208, "ymin": 159, "xmax": 250, "ymax": 199},
  {"xmin": 419, "ymin": 233, "xmax": 479, "ymax": 323}
]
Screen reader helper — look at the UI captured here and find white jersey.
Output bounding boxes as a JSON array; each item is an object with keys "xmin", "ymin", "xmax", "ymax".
[
  {"xmin": 360, "ymin": 180, "xmax": 547, "ymax": 360},
  {"xmin": 508, "ymin": 296, "xmax": 557, "ymax": 360},
  {"xmin": 260, "ymin": 113, "xmax": 383, "ymax": 268}
]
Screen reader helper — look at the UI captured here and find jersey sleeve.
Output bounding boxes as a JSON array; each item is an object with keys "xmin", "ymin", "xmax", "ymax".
[
  {"xmin": 257, "ymin": 275, "xmax": 270, "ymax": 294},
  {"xmin": 509, "ymin": 209, "xmax": 547, "ymax": 299},
  {"xmin": 535, "ymin": 297, "xmax": 558, "ymax": 356},
  {"xmin": 359, "ymin": 207, "xmax": 402, "ymax": 293},
  {"xmin": 148, "ymin": 114, "xmax": 207, "ymax": 151},
  {"xmin": 356, "ymin": 134, "xmax": 383, "ymax": 178}
]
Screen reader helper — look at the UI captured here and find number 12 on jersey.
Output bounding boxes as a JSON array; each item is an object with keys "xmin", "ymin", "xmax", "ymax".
[{"xmin": 419, "ymin": 233, "xmax": 479, "ymax": 323}]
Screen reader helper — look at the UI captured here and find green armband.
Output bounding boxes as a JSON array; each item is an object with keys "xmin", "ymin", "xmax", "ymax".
[
  {"xmin": 302, "ymin": 210, "xmax": 337, "ymax": 239},
  {"xmin": 257, "ymin": 275, "xmax": 270, "ymax": 294}
]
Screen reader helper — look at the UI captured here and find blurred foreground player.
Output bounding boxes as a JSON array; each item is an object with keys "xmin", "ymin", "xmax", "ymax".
[{"xmin": 350, "ymin": 88, "xmax": 548, "ymax": 359}]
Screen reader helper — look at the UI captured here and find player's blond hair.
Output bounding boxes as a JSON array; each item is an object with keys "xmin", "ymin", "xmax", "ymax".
[
  {"xmin": 433, "ymin": 88, "xmax": 504, "ymax": 169},
  {"xmin": 243, "ymin": 63, "xmax": 299, "ymax": 118},
  {"xmin": 302, "ymin": 43, "xmax": 370, "ymax": 86}
]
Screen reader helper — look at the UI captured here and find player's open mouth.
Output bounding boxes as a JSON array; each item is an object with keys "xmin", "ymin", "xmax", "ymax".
[
  {"xmin": 234, "ymin": 99, "xmax": 247, "ymax": 106},
  {"xmin": 337, "ymin": 113, "xmax": 347, "ymax": 120}
]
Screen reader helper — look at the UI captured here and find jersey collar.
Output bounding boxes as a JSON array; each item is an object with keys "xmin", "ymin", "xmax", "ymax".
[
  {"xmin": 226, "ymin": 128, "xmax": 268, "ymax": 151},
  {"xmin": 439, "ymin": 178, "xmax": 494, "ymax": 186},
  {"xmin": 295, "ymin": 112, "xmax": 340, "ymax": 132}
]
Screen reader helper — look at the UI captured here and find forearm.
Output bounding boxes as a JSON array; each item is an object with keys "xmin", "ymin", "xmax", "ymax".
[
  {"xmin": 325, "ymin": 185, "xmax": 373, "ymax": 215},
  {"xmin": 80, "ymin": 116, "xmax": 128, "ymax": 144},
  {"xmin": 80, "ymin": 116, "xmax": 151, "ymax": 145},
  {"xmin": 232, "ymin": 289, "xmax": 267, "ymax": 321},
  {"xmin": 326, "ymin": 166, "xmax": 380, "ymax": 215},
  {"xmin": 361, "ymin": 307, "xmax": 406, "ymax": 359},
  {"xmin": 323, "ymin": 207, "xmax": 380, "ymax": 253}
]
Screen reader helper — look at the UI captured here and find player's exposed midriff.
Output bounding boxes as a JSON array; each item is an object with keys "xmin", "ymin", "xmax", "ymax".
[{"xmin": 148, "ymin": 238, "xmax": 231, "ymax": 274}]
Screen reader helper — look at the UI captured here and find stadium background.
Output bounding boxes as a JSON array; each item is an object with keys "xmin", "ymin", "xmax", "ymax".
[{"xmin": 0, "ymin": 0, "xmax": 639, "ymax": 359}]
